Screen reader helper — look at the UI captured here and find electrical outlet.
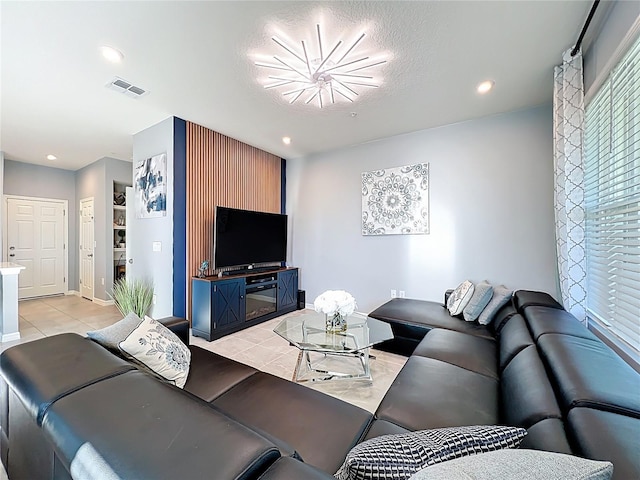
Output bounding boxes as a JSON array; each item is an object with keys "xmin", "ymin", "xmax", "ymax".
[
  {"xmin": 399, "ymin": 290, "xmax": 406, "ymax": 298},
  {"xmin": 101, "ymin": 278, "xmax": 104, "ymax": 286},
  {"xmin": 391, "ymin": 289, "xmax": 397, "ymax": 299},
  {"xmin": 153, "ymin": 294, "xmax": 157, "ymax": 305}
]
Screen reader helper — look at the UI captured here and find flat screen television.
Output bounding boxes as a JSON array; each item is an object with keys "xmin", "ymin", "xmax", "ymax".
[{"xmin": 214, "ymin": 206, "xmax": 287, "ymax": 269}]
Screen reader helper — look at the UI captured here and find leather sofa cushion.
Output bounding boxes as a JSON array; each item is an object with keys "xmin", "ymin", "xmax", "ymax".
[
  {"xmin": 42, "ymin": 371, "xmax": 280, "ymax": 480},
  {"xmin": 538, "ymin": 334, "xmax": 640, "ymax": 417},
  {"xmin": 258, "ymin": 457, "xmax": 337, "ymax": 480},
  {"xmin": 0, "ymin": 333, "xmax": 134, "ymax": 426},
  {"xmin": 519, "ymin": 418, "xmax": 573, "ymax": 454},
  {"xmin": 362, "ymin": 419, "xmax": 410, "ymax": 442},
  {"xmin": 0, "ymin": 377, "xmax": 7, "ymax": 467},
  {"xmin": 369, "ymin": 298, "xmax": 494, "ymax": 340},
  {"xmin": 501, "ymin": 346, "xmax": 562, "ymax": 428},
  {"xmin": 213, "ymin": 372, "xmax": 373, "ymax": 474},
  {"xmin": 513, "ymin": 290, "xmax": 563, "ymax": 312},
  {"xmin": 498, "ymin": 314, "xmax": 534, "ymax": 370},
  {"xmin": 184, "ymin": 345, "xmax": 257, "ymax": 402},
  {"xmin": 491, "ymin": 303, "xmax": 518, "ymax": 334},
  {"xmin": 158, "ymin": 316, "xmax": 190, "ymax": 346},
  {"xmin": 568, "ymin": 408, "xmax": 640, "ymax": 480},
  {"xmin": 413, "ymin": 329, "xmax": 498, "ymax": 379},
  {"xmin": 375, "ymin": 356, "xmax": 499, "ymax": 431},
  {"xmin": 523, "ymin": 306, "xmax": 599, "ymax": 342}
]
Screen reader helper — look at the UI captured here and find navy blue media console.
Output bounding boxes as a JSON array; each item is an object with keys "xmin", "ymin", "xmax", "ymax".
[{"xmin": 191, "ymin": 267, "xmax": 299, "ymax": 341}]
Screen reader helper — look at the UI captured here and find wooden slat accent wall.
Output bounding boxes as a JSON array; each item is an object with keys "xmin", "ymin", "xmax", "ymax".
[{"xmin": 185, "ymin": 122, "xmax": 281, "ymax": 319}]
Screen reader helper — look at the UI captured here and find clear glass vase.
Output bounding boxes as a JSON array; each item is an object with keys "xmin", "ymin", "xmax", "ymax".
[{"xmin": 325, "ymin": 312, "xmax": 347, "ymax": 332}]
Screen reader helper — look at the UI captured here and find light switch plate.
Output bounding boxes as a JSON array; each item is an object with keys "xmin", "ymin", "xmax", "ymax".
[{"xmin": 152, "ymin": 241, "xmax": 161, "ymax": 252}]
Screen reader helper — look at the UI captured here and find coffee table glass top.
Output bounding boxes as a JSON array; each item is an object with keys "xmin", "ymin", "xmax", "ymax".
[{"xmin": 274, "ymin": 311, "xmax": 393, "ymax": 354}]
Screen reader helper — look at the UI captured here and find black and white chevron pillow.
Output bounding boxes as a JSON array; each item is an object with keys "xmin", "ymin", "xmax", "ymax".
[{"xmin": 334, "ymin": 425, "xmax": 527, "ymax": 480}]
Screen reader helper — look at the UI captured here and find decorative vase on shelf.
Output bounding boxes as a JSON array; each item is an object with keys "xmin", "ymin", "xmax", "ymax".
[{"xmin": 325, "ymin": 312, "xmax": 347, "ymax": 333}]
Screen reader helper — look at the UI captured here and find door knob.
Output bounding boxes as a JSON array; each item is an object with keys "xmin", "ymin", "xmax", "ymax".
[
  {"xmin": 87, "ymin": 253, "xmax": 93, "ymax": 258},
  {"xmin": 9, "ymin": 254, "xmax": 15, "ymax": 257},
  {"xmin": 9, "ymin": 246, "xmax": 15, "ymax": 250},
  {"xmin": 128, "ymin": 259, "xmax": 133, "ymax": 264}
]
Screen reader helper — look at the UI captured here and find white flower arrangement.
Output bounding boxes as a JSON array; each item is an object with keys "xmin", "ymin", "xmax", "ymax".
[{"xmin": 313, "ymin": 290, "xmax": 357, "ymax": 318}]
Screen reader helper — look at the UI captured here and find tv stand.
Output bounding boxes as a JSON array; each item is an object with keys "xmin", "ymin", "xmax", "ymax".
[
  {"xmin": 221, "ymin": 266, "xmax": 281, "ymax": 276},
  {"xmin": 192, "ymin": 267, "xmax": 299, "ymax": 341}
]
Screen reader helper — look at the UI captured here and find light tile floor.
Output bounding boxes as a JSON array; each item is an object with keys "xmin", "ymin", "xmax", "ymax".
[
  {"xmin": 191, "ymin": 309, "xmax": 407, "ymax": 413},
  {"xmin": 0, "ymin": 295, "xmax": 406, "ymax": 478}
]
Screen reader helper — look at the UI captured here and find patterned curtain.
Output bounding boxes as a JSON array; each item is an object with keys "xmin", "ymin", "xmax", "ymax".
[{"xmin": 553, "ymin": 49, "xmax": 586, "ymax": 323}]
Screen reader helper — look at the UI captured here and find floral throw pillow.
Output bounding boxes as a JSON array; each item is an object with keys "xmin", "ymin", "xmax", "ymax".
[
  {"xmin": 119, "ymin": 316, "xmax": 191, "ymax": 388},
  {"xmin": 447, "ymin": 280, "xmax": 475, "ymax": 316}
]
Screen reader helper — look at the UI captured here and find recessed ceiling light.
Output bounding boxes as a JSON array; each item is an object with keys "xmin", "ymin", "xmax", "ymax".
[
  {"xmin": 477, "ymin": 80, "xmax": 495, "ymax": 94},
  {"xmin": 255, "ymin": 24, "xmax": 388, "ymax": 108},
  {"xmin": 46, "ymin": 154, "xmax": 57, "ymax": 161},
  {"xmin": 282, "ymin": 136, "xmax": 292, "ymax": 145},
  {"xmin": 101, "ymin": 45, "xmax": 124, "ymax": 63}
]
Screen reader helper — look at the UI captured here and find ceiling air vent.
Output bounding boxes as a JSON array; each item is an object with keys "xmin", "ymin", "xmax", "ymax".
[{"xmin": 106, "ymin": 76, "xmax": 148, "ymax": 98}]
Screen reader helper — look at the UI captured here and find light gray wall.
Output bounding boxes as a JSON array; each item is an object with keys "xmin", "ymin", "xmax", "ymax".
[
  {"xmin": 4, "ymin": 159, "xmax": 78, "ymax": 291},
  {"xmin": 287, "ymin": 105, "xmax": 558, "ymax": 313},
  {"xmin": 0, "ymin": 152, "xmax": 4, "ymax": 258},
  {"xmin": 584, "ymin": 1, "xmax": 640, "ymax": 95},
  {"xmin": 131, "ymin": 117, "xmax": 175, "ymax": 318}
]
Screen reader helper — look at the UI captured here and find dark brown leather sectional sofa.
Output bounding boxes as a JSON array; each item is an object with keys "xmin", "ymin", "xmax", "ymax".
[{"xmin": 1, "ymin": 290, "xmax": 638, "ymax": 479}]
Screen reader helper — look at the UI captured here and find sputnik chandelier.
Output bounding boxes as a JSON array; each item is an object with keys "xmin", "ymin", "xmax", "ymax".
[{"xmin": 255, "ymin": 24, "xmax": 386, "ymax": 108}]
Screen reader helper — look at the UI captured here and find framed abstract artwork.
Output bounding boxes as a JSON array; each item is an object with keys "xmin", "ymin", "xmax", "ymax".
[
  {"xmin": 134, "ymin": 153, "xmax": 167, "ymax": 218},
  {"xmin": 362, "ymin": 163, "xmax": 429, "ymax": 235}
]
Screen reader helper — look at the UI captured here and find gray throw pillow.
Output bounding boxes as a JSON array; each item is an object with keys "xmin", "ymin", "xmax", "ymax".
[
  {"xmin": 86, "ymin": 312, "xmax": 143, "ymax": 351},
  {"xmin": 463, "ymin": 280, "xmax": 494, "ymax": 322},
  {"xmin": 477, "ymin": 285, "xmax": 513, "ymax": 325},
  {"xmin": 408, "ymin": 449, "xmax": 613, "ymax": 480},
  {"xmin": 334, "ymin": 425, "xmax": 527, "ymax": 480}
]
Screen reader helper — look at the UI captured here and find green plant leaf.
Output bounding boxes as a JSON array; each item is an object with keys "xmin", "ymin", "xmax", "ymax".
[{"xmin": 110, "ymin": 278, "xmax": 154, "ymax": 318}]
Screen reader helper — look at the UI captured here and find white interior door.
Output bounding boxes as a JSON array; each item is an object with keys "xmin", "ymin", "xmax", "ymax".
[
  {"xmin": 6, "ymin": 197, "xmax": 67, "ymax": 299},
  {"xmin": 79, "ymin": 198, "xmax": 95, "ymax": 300}
]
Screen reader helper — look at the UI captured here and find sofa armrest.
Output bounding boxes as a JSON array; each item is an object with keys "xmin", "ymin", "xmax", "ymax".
[{"xmin": 158, "ymin": 316, "xmax": 190, "ymax": 346}]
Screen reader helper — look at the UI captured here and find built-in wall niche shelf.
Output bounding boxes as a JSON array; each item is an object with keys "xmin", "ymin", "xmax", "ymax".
[{"xmin": 113, "ymin": 181, "xmax": 131, "ymax": 281}]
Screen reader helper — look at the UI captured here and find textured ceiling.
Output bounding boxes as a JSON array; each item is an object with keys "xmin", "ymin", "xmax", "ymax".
[{"xmin": 1, "ymin": 1, "xmax": 595, "ymax": 171}]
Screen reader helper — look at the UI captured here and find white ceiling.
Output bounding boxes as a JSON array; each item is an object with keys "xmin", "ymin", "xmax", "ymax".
[{"xmin": 1, "ymin": 1, "xmax": 597, "ymax": 171}]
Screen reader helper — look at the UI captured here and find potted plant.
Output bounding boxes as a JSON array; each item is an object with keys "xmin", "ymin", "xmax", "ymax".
[
  {"xmin": 111, "ymin": 278, "xmax": 154, "ymax": 318},
  {"xmin": 117, "ymin": 229, "xmax": 126, "ymax": 248}
]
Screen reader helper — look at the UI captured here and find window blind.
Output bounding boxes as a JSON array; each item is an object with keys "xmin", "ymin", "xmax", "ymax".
[{"xmin": 584, "ymin": 34, "xmax": 640, "ymax": 355}]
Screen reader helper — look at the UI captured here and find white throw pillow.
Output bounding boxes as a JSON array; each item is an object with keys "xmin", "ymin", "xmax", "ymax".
[
  {"xmin": 119, "ymin": 316, "xmax": 191, "ymax": 388},
  {"xmin": 447, "ymin": 280, "xmax": 475, "ymax": 316}
]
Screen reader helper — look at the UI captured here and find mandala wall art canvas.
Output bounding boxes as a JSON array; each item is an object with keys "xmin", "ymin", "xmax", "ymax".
[{"xmin": 362, "ymin": 163, "xmax": 429, "ymax": 236}]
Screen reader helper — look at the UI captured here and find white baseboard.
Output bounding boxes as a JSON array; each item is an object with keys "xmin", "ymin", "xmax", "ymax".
[
  {"xmin": 66, "ymin": 290, "xmax": 81, "ymax": 297},
  {"xmin": 93, "ymin": 297, "xmax": 114, "ymax": 307},
  {"xmin": 1, "ymin": 332, "xmax": 21, "ymax": 342}
]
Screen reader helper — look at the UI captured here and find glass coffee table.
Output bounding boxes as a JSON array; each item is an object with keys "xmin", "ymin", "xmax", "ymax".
[{"xmin": 274, "ymin": 311, "xmax": 393, "ymax": 383}]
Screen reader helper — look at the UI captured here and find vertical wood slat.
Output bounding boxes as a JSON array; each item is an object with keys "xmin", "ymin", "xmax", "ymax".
[{"xmin": 185, "ymin": 122, "xmax": 281, "ymax": 321}]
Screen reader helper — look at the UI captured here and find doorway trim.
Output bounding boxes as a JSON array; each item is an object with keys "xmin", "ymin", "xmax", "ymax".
[{"xmin": 3, "ymin": 194, "xmax": 69, "ymax": 297}]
